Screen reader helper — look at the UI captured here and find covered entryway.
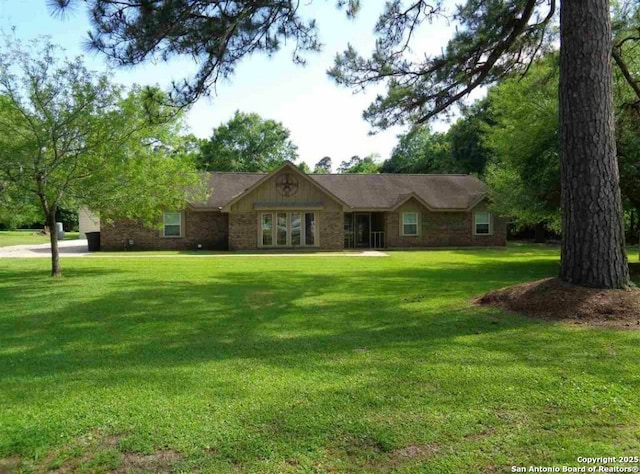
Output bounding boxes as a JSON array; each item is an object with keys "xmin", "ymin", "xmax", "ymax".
[{"xmin": 344, "ymin": 212, "xmax": 385, "ymax": 248}]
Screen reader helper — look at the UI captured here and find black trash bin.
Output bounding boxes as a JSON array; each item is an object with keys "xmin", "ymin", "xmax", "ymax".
[{"xmin": 86, "ymin": 232, "xmax": 101, "ymax": 252}]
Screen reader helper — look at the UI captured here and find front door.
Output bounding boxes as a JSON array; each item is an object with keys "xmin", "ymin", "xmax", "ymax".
[{"xmin": 355, "ymin": 213, "xmax": 371, "ymax": 248}]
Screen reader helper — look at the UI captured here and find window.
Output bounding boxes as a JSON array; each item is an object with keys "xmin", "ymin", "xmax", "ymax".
[
  {"xmin": 260, "ymin": 212, "xmax": 317, "ymax": 247},
  {"xmin": 291, "ymin": 213, "xmax": 302, "ymax": 246},
  {"xmin": 475, "ymin": 212, "xmax": 491, "ymax": 235},
  {"xmin": 402, "ymin": 212, "xmax": 419, "ymax": 236},
  {"xmin": 261, "ymin": 213, "xmax": 273, "ymax": 246},
  {"xmin": 305, "ymin": 213, "xmax": 316, "ymax": 246},
  {"xmin": 277, "ymin": 212, "xmax": 288, "ymax": 246},
  {"xmin": 163, "ymin": 212, "xmax": 182, "ymax": 237}
]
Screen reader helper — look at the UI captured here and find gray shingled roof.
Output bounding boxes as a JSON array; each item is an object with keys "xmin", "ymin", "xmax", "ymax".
[
  {"xmin": 192, "ymin": 172, "xmax": 487, "ymax": 210},
  {"xmin": 311, "ymin": 174, "xmax": 487, "ymax": 210},
  {"xmin": 191, "ymin": 172, "xmax": 264, "ymax": 209}
]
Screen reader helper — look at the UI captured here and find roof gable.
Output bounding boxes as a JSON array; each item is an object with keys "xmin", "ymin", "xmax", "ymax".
[
  {"xmin": 221, "ymin": 162, "xmax": 349, "ymax": 212},
  {"xmin": 390, "ymin": 192, "xmax": 434, "ymax": 211}
]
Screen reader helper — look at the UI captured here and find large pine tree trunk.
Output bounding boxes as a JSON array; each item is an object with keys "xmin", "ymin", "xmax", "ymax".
[
  {"xmin": 559, "ymin": 0, "xmax": 630, "ymax": 288},
  {"xmin": 46, "ymin": 209, "xmax": 61, "ymax": 278}
]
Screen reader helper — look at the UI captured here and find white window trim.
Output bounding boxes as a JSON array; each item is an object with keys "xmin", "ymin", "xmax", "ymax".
[
  {"xmin": 473, "ymin": 211, "xmax": 493, "ymax": 236},
  {"xmin": 162, "ymin": 211, "xmax": 184, "ymax": 238},
  {"xmin": 258, "ymin": 211, "xmax": 319, "ymax": 247},
  {"xmin": 260, "ymin": 212, "xmax": 275, "ymax": 247},
  {"xmin": 401, "ymin": 212, "xmax": 420, "ymax": 237}
]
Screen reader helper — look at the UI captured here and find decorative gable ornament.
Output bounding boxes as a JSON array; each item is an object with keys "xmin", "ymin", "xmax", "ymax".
[{"xmin": 276, "ymin": 173, "xmax": 299, "ymax": 197}]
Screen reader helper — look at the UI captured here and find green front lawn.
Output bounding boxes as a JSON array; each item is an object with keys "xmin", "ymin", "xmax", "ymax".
[
  {"xmin": 0, "ymin": 230, "xmax": 79, "ymax": 247},
  {"xmin": 1, "ymin": 247, "xmax": 639, "ymax": 473}
]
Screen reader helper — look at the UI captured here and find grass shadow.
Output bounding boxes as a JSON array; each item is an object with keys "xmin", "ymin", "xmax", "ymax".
[{"xmin": 2, "ymin": 252, "xmax": 640, "ymax": 471}]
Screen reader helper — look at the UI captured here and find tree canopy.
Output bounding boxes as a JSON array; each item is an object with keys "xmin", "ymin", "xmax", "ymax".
[
  {"xmin": 297, "ymin": 161, "xmax": 311, "ymax": 173},
  {"xmin": 447, "ymin": 101, "xmax": 494, "ymax": 176},
  {"xmin": 197, "ymin": 111, "xmax": 298, "ymax": 172},
  {"xmin": 52, "ymin": 0, "xmax": 359, "ymax": 106},
  {"xmin": 381, "ymin": 128, "xmax": 450, "ymax": 174},
  {"xmin": 381, "ymin": 103, "xmax": 492, "ymax": 176},
  {"xmin": 329, "ymin": 0, "xmax": 557, "ymax": 130},
  {"xmin": 483, "ymin": 54, "xmax": 561, "ymax": 231},
  {"xmin": 337, "ymin": 155, "xmax": 381, "ymax": 174},
  {"xmin": 0, "ymin": 38, "xmax": 202, "ymax": 276},
  {"xmin": 313, "ymin": 156, "xmax": 333, "ymax": 174},
  {"xmin": 484, "ymin": 42, "xmax": 640, "ymax": 236}
]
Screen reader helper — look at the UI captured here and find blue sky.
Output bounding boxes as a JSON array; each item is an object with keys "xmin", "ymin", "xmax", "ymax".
[{"xmin": 0, "ymin": 0, "xmax": 453, "ymax": 169}]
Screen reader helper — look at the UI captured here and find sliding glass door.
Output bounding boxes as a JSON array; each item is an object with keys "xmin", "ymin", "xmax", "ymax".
[
  {"xmin": 291, "ymin": 213, "xmax": 302, "ymax": 246},
  {"xmin": 276, "ymin": 212, "xmax": 288, "ymax": 246},
  {"xmin": 260, "ymin": 212, "xmax": 317, "ymax": 247},
  {"xmin": 261, "ymin": 213, "xmax": 273, "ymax": 246},
  {"xmin": 304, "ymin": 213, "xmax": 315, "ymax": 246}
]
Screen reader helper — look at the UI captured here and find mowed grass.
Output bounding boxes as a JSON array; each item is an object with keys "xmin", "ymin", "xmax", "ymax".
[
  {"xmin": 0, "ymin": 231, "xmax": 79, "ymax": 247},
  {"xmin": 1, "ymin": 246, "xmax": 640, "ymax": 473}
]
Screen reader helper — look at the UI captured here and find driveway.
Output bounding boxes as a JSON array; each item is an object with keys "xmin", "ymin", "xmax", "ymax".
[
  {"xmin": 0, "ymin": 240, "xmax": 388, "ymax": 258},
  {"xmin": 0, "ymin": 239, "xmax": 90, "ymax": 258}
]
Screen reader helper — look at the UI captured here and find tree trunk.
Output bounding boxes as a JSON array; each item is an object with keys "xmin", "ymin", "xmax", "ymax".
[
  {"xmin": 559, "ymin": 0, "xmax": 630, "ymax": 288},
  {"xmin": 46, "ymin": 209, "xmax": 61, "ymax": 278}
]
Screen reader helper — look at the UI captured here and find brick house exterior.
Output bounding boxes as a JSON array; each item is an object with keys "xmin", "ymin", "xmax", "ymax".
[
  {"xmin": 100, "ymin": 161, "xmax": 507, "ymax": 251},
  {"xmin": 101, "ymin": 211, "xmax": 228, "ymax": 251}
]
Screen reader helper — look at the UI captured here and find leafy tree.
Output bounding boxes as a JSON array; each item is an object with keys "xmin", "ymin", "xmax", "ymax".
[
  {"xmin": 382, "ymin": 104, "xmax": 492, "ymax": 176},
  {"xmin": 613, "ymin": 5, "xmax": 640, "ymax": 255},
  {"xmin": 381, "ymin": 128, "xmax": 452, "ymax": 174},
  {"xmin": 53, "ymin": 0, "xmax": 359, "ymax": 105},
  {"xmin": 483, "ymin": 55, "xmax": 561, "ymax": 232},
  {"xmin": 330, "ymin": 0, "xmax": 636, "ymax": 289},
  {"xmin": 484, "ymin": 41, "xmax": 640, "ymax": 245},
  {"xmin": 447, "ymin": 100, "xmax": 494, "ymax": 176},
  {"xmin": 314, "ymin": 156, "xmax": 333, "ymax": 174},
  {"xmin": 297, "ymin": 161, "xmax": 311, "ymax": 173},
  {"xmin": 198, "ymin": 111, "xmax": 298, "ymax": 172},
  {"xmin": 337, "ymin": 156, "xmax": 359, "ymax": 174},
  {"xmin": 0, "ymin": 38, "xmax": 202, "ymax": 276},
  {"xmin": 337, "ymin": 155, "xmax": 380, "ymax": 174},
  {"xmin": 0, "ymin": 181, "xmax": 41, "ymax": 230},
  {"xmin": 618, "ymin": 110, "xmax": 640, "ymax": 254}
]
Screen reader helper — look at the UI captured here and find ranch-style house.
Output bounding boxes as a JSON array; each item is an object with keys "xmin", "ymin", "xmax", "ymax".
[{"xmin": 100, "ymin": 161, "xmax": 507, "ymax": 251}]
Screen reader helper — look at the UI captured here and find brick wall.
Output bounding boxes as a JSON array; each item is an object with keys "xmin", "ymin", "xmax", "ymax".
[
  {"xmin": 101, "ymin": 211, "xmax": 228, "ymax": 251},
  {"xmin": 228, "ymin": 212, "xmax": 257, "ymax": 250},
  {"xmin": 384, "ymin": 198, "xmax": 507, "ymax": 248},
  {"xmin": 100, "ymin": 200, "xmax": 505, "ymax": 252},
  {"xmin": 318, "ymin": 210, "xmax": 343, "ymax": 250}
]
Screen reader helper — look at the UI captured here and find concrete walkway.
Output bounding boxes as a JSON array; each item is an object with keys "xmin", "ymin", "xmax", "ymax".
[
  {"xmin": 0, "ymin": 239, "xmax": 91, "ymax": 258},
  {"xmin": 0, "ymin": 240, "xmax": 388, "ymax": 258}
]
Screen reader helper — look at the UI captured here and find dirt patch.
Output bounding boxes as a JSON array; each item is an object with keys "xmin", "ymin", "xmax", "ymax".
[
  {"xmin": 29, "ymin": 430, "xmax": 183, "ymax": 474},
  {"xmin": 388, "ymin": 443, "xmax": 439, "ymax": 462},
  {"xmin": 0, "ymin": 456, "xmax": 22, "ymax": 474},
  {"xmin": 114, "ymin": 450, "xmax": 182, "ymax": 474},
  {"xmin": 476, "ymin": 278, "xmax": 640, "ymax": 329},
  {"xmin": 46, "ymin": 449, "xmax": 182, "ymax": 474},
  {"xmin": 463, "ymin": 428, "xmax": 495, "ymax": 442}
]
